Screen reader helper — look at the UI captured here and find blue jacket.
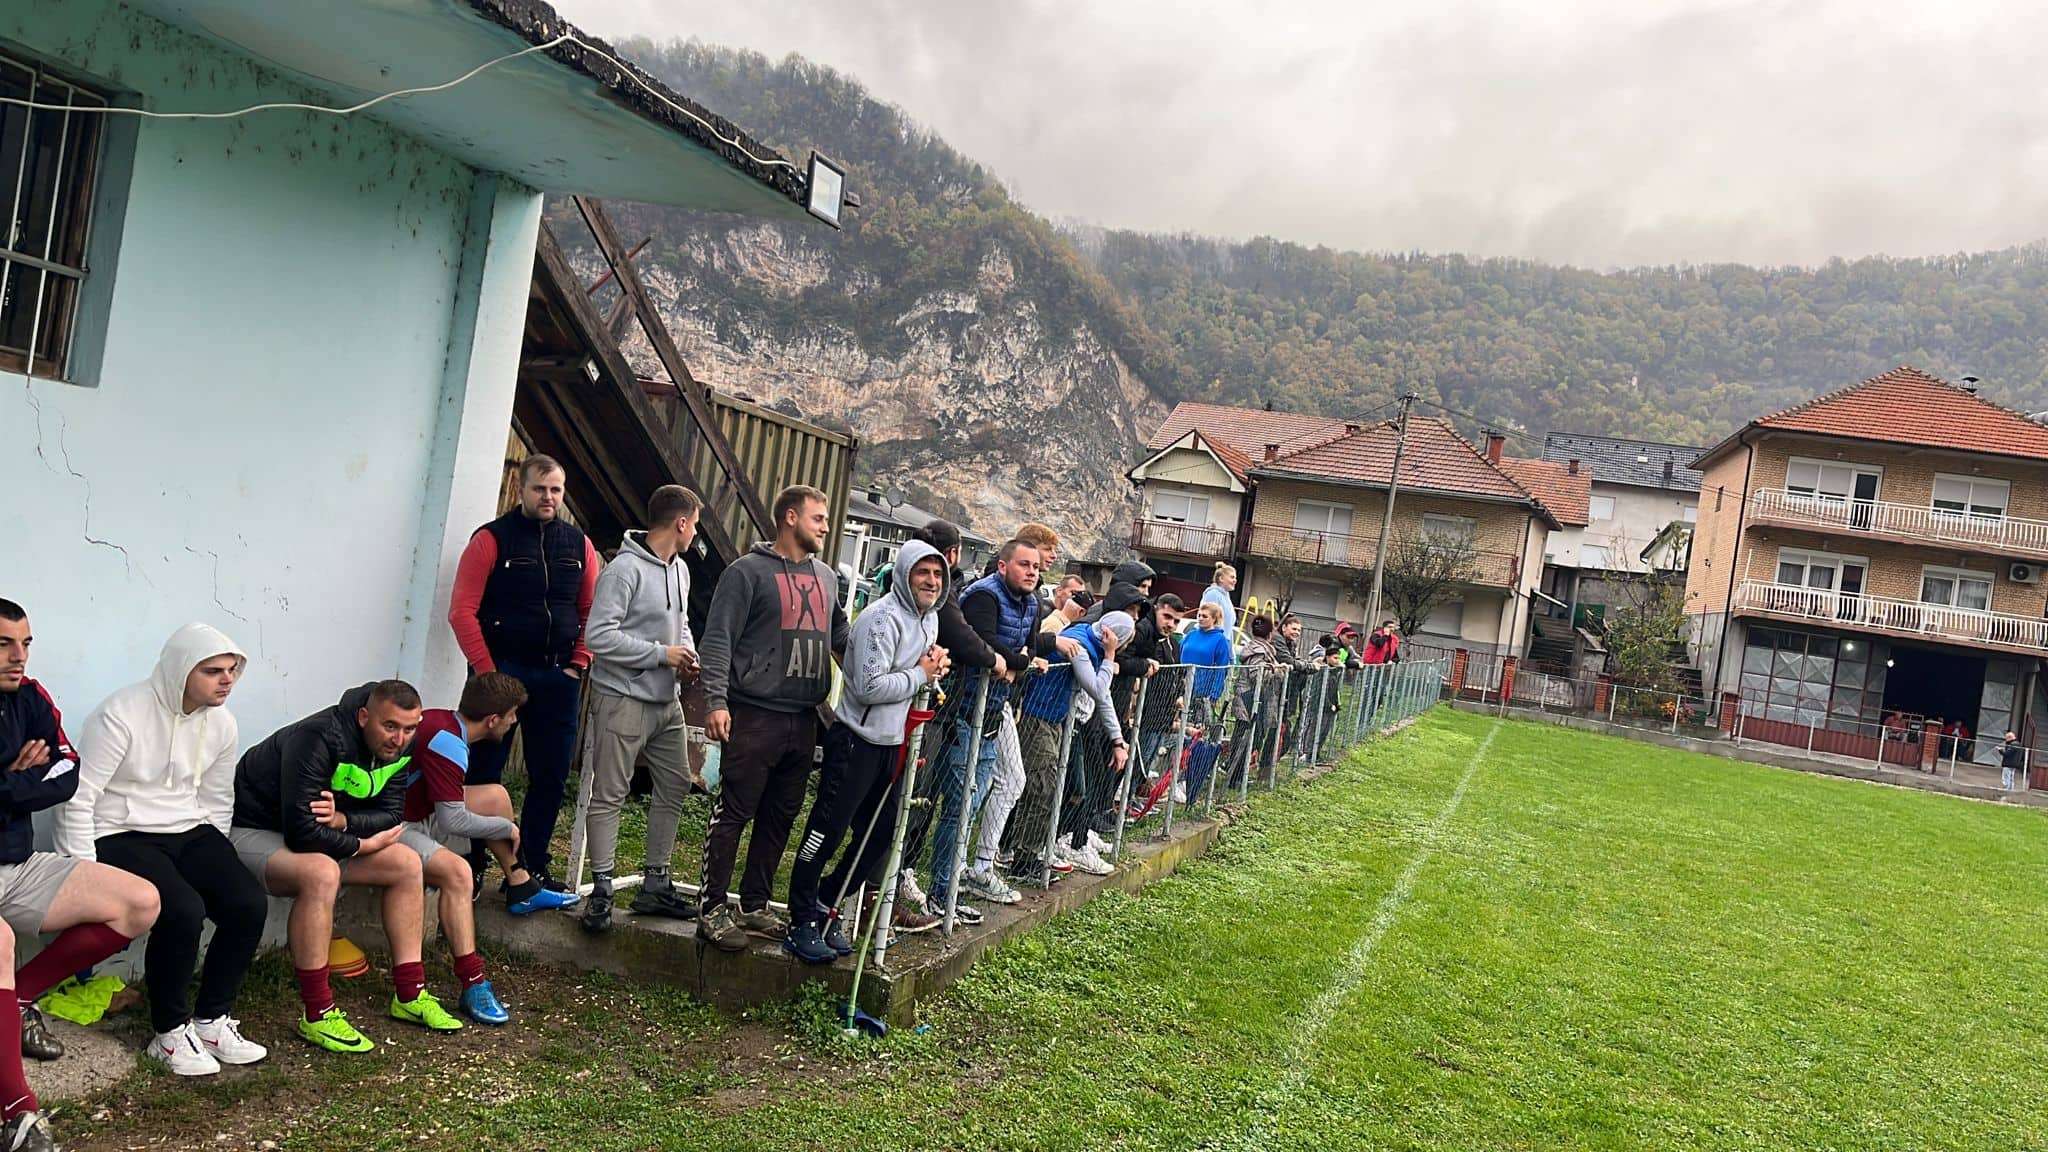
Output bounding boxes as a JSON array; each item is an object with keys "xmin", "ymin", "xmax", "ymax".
[
  {"xmin": 960, "ymin": 571, "xmax": 1037, "ymax": 712},
  {"xmin": 1182, "ymin": 626, "xmax": 1233, "ymax": 700}
]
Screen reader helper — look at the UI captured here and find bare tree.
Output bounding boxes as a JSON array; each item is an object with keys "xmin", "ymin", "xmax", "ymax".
[
  {"xmin": 1599, "ymin": 572, "xmax": 1689, "ymax": 692},
  {"xmin": 1372, "ymin": 531, "xmax": 1480, "ymax": 636},
  {"xmin": 1256, "ymin": 534, "xmax": 1321, "ymax": 620}
]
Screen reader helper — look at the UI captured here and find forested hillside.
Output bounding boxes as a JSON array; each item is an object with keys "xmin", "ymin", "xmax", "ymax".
[{"xmin": 587, "ymin": 37, "xmax": 2048, "ymax": 551}]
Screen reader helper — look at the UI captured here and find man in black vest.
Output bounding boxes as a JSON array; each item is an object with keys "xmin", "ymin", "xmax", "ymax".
[{"xmin": 448, "ymin": 454, "xmax": 601, "ymax": 892}]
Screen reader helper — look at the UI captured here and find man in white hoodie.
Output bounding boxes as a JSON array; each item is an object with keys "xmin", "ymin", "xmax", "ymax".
[
  {"xmin": 579, "ymin": 484, "xmax": 702, "ymax": 934},
  {"xmin": 781, "ymin": 541, "xmax": 949, "ymax": 965},
  {"xmin": 63, "ymin": 624, "xmax": 269, "ymax": 1076}
]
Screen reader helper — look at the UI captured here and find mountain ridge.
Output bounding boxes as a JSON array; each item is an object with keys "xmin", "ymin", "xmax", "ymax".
[{"xmin": 585, "ymin": 36, "xmax": 2048, "ymax": 556}]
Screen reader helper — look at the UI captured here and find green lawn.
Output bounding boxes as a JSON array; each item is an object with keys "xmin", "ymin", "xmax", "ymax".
[{"xmin": 73, "ymin": 709, "xmax": 2048, "ymax": 1150}]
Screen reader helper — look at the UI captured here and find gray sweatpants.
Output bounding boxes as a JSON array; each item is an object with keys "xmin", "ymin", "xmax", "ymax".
[
  {"xmin": 582, "ymin": 688, "xmax": 691, "ymax": 881},
  {"xmin": 972, "ymin": 708, "xmax": 1027, "ymax": 872}
]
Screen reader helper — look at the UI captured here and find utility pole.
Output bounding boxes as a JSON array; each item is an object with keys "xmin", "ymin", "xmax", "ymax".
[{"xmin": 1365, "ymin": 392, "xmax": 1417, "ymax": 630}]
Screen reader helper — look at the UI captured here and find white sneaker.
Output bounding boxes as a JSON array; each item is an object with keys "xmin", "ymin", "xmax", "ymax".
[
  {"xmin": 962, "ymin": 865, "xmax": 1023, "ymax": 905},
  {"xmin": 1069, "ymin": 844, "xmax": 1114, "ymax": 876},
  {"xmin": 1085, "ymin": 829, "xmax": 1111, "ymax": 855},
  {"xmin": 897, "ymin": 868, "xmax": 929, "ymax": 911},
  {"xmin": 193, "ymin": 1015, "xmax": 268, "ymax": 1065},
  {"xmin": 143, "ymin": 1023, "xmax": 221, "ymax": 1076}
]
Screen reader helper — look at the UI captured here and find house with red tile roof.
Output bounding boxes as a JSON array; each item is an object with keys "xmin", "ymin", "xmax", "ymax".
[
  {"xmin": 1685, "ymin": 366, "xmax": 2048, "ymax": 767},
  {"xmin": 1129, "ymin": 402, "xmax": 1564, "ymax": 654}
]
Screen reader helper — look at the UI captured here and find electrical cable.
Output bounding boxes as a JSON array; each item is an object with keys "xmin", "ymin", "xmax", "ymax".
[
  {"xmin": 1412, "ymin": 397, "xmax": 1543, "ymax": 447},
  {"xmin": 0, "ymin": 30, "xmax": 799, "ymax": 172}
]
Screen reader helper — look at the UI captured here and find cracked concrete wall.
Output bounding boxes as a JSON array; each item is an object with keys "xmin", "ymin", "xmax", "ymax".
[{"xmin": 2, "ymin": 1, "xmax": 496, "ymax": 743}]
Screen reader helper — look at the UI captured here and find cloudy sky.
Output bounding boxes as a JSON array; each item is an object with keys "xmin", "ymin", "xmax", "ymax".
[{"xmin": 559, "ymin": 0, "xmax": 2048, "ymax": 269}]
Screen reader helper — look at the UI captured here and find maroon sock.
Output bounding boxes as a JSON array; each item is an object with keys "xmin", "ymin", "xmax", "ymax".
[
  {"xmin": 15, "ymin": 923, "xmax": 130, "ymax": 1004},
  {"xmin": 393, "ymin": 960, "xmax": 426, "ymax": 1003},
  {"xmin": 452, "ymin": 952, "xmax": 486, "ymax": 990},
  {"xmin": 295, "ymin": 965, "xmax": 335, "ymax": 1022},
  {"xmin": 0, "ymin": 1000, "xmax": 36, "ymax": 1119}
]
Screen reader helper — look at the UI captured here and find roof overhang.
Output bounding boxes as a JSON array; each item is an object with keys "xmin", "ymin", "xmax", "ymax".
[
  {"xmin": 1126, "ymin": 431, "xmax": 1249, "ymax": 493},
  {"xmin": 127, "ymin": 0, "xmax": 817, "ymax": 218}
]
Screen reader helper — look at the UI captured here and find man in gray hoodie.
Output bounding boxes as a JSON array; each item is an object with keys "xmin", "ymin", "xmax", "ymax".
[
  {"xmin": 696, "ymin": 485, "xmax": 851, "ymax": 951},
  {"xmin": 782, "ymin": 540, "xmax": 949, "ymax": 964},
  {"xmin": 579, "ymin": 485, "xmax": 702, "ymax": 934}
]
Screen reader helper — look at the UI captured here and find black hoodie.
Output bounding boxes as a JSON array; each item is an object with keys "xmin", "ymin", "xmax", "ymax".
[
  {"xmin": 233, "ymin": 682, "xmax": 406, "ymax": 859},
  {"xmin": 1086, "ymin": 560, "xmax": 1156, "ymax": 625}
]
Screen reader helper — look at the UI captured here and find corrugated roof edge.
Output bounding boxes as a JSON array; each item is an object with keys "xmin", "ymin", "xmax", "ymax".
[{"xmin": 465, "ymin": 0, "xmax": 811, "ymax": 211}]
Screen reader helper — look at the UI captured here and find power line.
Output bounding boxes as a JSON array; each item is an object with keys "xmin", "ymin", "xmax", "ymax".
[
  {"xmin": 0, "ymin": 31, "xmax": 800, "ymax": 172},
  {"xmin": 1411, "ymin": 398, "xmax": 1543, "ymax": 448}
]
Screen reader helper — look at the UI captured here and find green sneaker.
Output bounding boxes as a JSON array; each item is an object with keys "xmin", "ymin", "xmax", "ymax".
[
  {"xmin": 298, "ymin": 1008, "xmax": 376, "ymax": 1053},
  {"xmin": 389, "ymin": 990, "xmax": 465, "ymax": 1032}
]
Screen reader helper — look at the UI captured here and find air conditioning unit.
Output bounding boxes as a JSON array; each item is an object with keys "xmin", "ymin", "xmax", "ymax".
[{"xmin": 2012, "ymin": 562, "xmax": 2040, "ymax": 585}]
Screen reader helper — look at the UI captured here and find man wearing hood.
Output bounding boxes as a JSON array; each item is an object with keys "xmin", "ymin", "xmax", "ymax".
[
  {"xmin": 783, "ymin": 541, "xmax": 949, "ymax": 964},
  {"xmin": 696, "ymin": 485, "xmax": 851, "ymax": 952},
  {"xmin": 231, "ymin": 679, "xmax": 458, "ymax": 1053},
  {"xmin": 1009, "ymin": 611, "xmax": 1131, "ymax": 881},
  {"xmin": 1088, "ymin": 560, "xmax": 1157, "ymax": 623},
  {"xmin": 579, "ymin": 485, "xmax": 704, "ymax": 934},
  {"xmin": 65, "ymin": 624, "xmax": 269, "ymax": 1076},
  {"xmin": 0, "ymin": 600, "xmax": 161, "ymax": 1152}
]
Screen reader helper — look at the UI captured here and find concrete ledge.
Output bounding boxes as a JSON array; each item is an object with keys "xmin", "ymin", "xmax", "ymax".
[
  {"xmin": 335, "ymin": 813, "xmax": 1232, "ymax": 1027},
  {"xmin": 1451, "ymin": 699, "xmax": 2048, "ymax": 808}
]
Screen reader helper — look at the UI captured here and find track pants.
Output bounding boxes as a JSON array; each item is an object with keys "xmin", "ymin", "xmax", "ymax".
[{"xmin": 700, "ymin": 703, "xmax": 816, "ymax": 911}]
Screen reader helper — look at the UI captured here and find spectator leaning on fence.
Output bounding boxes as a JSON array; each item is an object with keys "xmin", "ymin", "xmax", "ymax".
[
  {"xmin": 892, "ymin": 519, "xmax": 995, "ymax": 931},
  {"xmin": 696, "ymin": 484, "xmax": 850, "ymax": 952},
  {"xmin": 1052, "ymin": 611, "xmax": 1134, "ymax": 876},
  {"xmin": 920, "ymin": 531, "xmax": 1045, "ymax": 923},
  {"xmin": 1361, "ymin": 619, "xmax": 1401, "ymax": 665},
  {"xmin": 64, "ymin": 624, "xmax": 269, "ymax": 1078},
  {"xmin": 784, "ymin": 541, "xmax": 950, "ymax": 965},
  {"xmin": 579, "ymin": 484, "xmax": 703, "ymax": 935},
  {"xmin": 446, "ymin": 454, "xmax": 601, "ymax": 894}
]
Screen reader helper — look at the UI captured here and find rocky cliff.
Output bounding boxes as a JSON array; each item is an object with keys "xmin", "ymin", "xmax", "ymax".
[{"xmin": 595, "ymin": 213, "xmax": 1163, "ymax": 560}]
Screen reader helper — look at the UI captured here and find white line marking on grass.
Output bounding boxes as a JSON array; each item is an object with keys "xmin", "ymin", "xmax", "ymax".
[{"xmin": 1201, "ymin": 719, "xmax": 1501, "ymax": 1152}]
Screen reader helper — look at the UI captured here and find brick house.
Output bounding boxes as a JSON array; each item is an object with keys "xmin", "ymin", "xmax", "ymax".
[
  {"xmin": 1685, "ymin": 366, "xmax": 2048, "ymax": 763},
  {"xmin": 1128, "ymin": 402, "xmax": 1564, "ymax": 653}
]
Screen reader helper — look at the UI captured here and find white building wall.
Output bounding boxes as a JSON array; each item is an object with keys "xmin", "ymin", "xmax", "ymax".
[
  {"xmin": 1551, "ymin": 482, "xmax": 1699, "ymax": 573},
  {"xmin": 2, "ymin": 1, "xmax": 537, "ymax": 741}
]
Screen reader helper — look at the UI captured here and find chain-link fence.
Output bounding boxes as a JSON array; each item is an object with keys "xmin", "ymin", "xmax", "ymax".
[{"xmin": 854, "ymin": 653, "xmax": 1452, "ymax": 958}]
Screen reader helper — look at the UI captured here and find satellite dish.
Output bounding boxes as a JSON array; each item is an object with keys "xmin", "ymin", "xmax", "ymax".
[{"xmin": 883, "ymin": 487, "xmax": 907, "ymax": 509}]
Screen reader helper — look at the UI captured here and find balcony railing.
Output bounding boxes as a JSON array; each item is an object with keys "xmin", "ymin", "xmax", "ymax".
[
  {"xmin": 1130, "ymin": 517, "xmax": 1238, "ymax": 559},
  {"xmin": 1243, "ymin": 522, "xmax": 1520, "ymax": 587},
  {"xmin": 1733, "ymin": 579, "xmax": 2048, "ymax": 653},
  {"xmin": 1748, "ymin": 488, "xmax": 2048, "ymax": 559}
]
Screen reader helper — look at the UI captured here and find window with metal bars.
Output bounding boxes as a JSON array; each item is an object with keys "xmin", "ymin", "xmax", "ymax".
[{"xmin": 0, "ymin": 51, "xmax": 105, "ymax": 381}]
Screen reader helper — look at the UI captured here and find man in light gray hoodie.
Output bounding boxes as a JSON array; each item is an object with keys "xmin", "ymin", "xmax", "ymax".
[
  {"xmin": 781, "ymin": 540, "xmax": 949, "ymax": 964},
  {"xmin": 578, "ymin": 485, "xmax": 702, "ymax": 934}
]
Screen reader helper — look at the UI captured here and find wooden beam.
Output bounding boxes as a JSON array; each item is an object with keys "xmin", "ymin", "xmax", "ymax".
[
  {"xmin": 532, "ymin": 225, "xmax": 743, "ymax": 566},
  {"xmin": 574, "ymin": 196, "xmax": 775, "ymax": 541}
]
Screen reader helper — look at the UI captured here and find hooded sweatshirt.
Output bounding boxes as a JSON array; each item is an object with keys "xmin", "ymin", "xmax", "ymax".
[
  {"xmin": 1086, "ymin": 560, "xmax": 1156, "ymax": 624},
  {"xmin": 61, "ymin": 624, "xmax": 247, "ymax": 859},
  {"xmin": 232, "ymin": 682, "xmax": 407, "ymax": 859},
  {"xmin": 586, "ymin": 529, "xmax": 694, "ymax": 704},
  {"xmin": 835, "ymin": 540, "xmax": 945, "ymax": 746},
  {"xmin": 699, "ymin": 541, "xmax": 850, "ymax": 714}
]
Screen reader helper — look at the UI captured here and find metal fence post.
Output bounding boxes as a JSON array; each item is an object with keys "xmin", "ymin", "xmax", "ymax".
[
  {"xmin": 871, "ymin": 683, "xmax": 936, "ymax": 968},
  {"xmin": 1268, "ymin": 672, "xmax": 1289, "ymax": 790},
  {"xmin": 1109, "ymin": 675, "xmax": 1150, "ymax": 865},
  {"xmin": 1201, "ymin": 666, "xmax": 1228, "ymax": 818},
  {"xmin": 1038, "ymin": 688, "xmax": 1084, "ymax": 890},
  {"xmin": 1159, "ymin": 678, "xmax": 1195, "ymax": 840},
  {"xmin": 1240, "ymin": 666, "xmax": 1263, "ymax": 803},
  {"xmin": 1607, "ymin": 684, "xmax": 1617, "ymax": 725},
  {"xmin": 941, "ymin": 676, "xmax": 993, "ymax": 935},
  {"xmin": 1670, "ymin": 690, "xmax": 1681, "ymax": 736}
]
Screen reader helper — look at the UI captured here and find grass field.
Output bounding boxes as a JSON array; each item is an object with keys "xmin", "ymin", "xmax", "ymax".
[{"xmin": 72, "ymin": 708, "xmax": 2048, "ymax": 1151}]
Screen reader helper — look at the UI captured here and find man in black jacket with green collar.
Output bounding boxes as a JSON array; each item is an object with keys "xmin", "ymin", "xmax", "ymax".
[{"xmin": 231, "ymin": 680, "xmax": 459, "ymax": 1054}]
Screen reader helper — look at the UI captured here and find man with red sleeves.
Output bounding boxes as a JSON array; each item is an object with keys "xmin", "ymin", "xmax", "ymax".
[{"xmin": 446, "ymin": 455, "xmax": 601, "ymax": 895}]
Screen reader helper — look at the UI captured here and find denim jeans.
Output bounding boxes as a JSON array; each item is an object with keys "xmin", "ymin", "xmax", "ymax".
[{"xmin": 928, "ymin": 723, "xmax": 1001, "ymax": 900}]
